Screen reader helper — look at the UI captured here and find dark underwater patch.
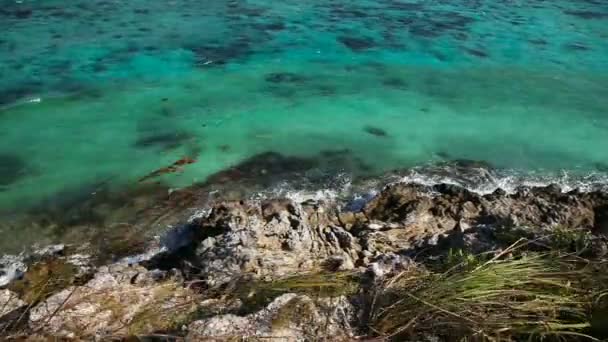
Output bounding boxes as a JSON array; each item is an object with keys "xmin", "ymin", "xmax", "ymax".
[
  {"xmin": 14, "ymin": 9, "xmax": 33, "ymax": 19},
  {"xmin": 529, "ymin": 38, "xmax": 548, "ymax": 46},
  {"xmin": 206, "ymin": 152, "xmax": 318, "ymax": 185},
  {"xmin": 134, "ymin": 131, "xmax": 194, "ymax": 151},
  {"xmin": 189, "ymin": 38, "xmax": 254, "ymax": 66},
  {"xmin": 218, "ymin": 145, "xmax": 231, "ymax": 152},
  {"xmin": 260, "ymin": 22, "xmax": 285, "ymax": 31},
  {"xmin": 338, "ymin": 36, "xmax": 376, "ymax": 51},
  {"xmin": 464, "ymin": 47, "xmax": 490, "ymax": 58},
  {"xmin": 382, "ymin": 77, "xmax": 409, "ymax": 89},
  {"xmin": 409, "ymin": 13, "xmax": 474, "ymax": 39},
  {"xmin": 0, "ymin": 153, "xmax": 28, "ymax": 188},
  {"xmin": 364, "ymin": 126, "xmax": 389, "ymax": 137},
  {"xmin": 385, "ymin": 2, "xmax": 425, "ymax": 11},
  {"xmin": 320, "ymin": 149, "xmax": 352, "ymax": 158},
  {"xmin": 0, "ymin": 84, "xmax": 41, "ymax": 107},
  {"xmin": 264, "ymin": 72, "xmax": 306, "ymax": 84},
  {"xmin": 226, "ymin": 1, "xmax": 266, "ymax": 17},
  {"xmin": 563, "ymin": 10, "xmax": 608, "ymax": 19},
  {"xmin": 564, "ymin": 42, "xmax": 590, "ymax": 51}
]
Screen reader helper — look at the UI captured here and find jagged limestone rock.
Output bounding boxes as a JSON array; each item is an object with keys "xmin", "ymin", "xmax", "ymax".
[
  {"xmin": 187, "ymin": 293, "xmax": 355, "ymax": 341},
  {"xmin": 29, "ymin": 263, "xmax": 196, "ymax": 339}
]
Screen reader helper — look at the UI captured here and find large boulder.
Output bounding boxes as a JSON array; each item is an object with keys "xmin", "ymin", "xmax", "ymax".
[{"xmin": 192, "ymin": 200, "xmax": 361, "ymax": 287}]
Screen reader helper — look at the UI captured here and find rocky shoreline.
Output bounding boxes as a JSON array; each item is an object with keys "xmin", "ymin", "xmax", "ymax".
[{"xmin": 1, "ymin": 180, "xmax": 608, "ymax": 340}]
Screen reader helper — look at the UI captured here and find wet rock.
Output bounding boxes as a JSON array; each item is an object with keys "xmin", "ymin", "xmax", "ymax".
[
  {"xmin": 187, "ymin": 293, "xmax": 355, "ymax": 341},
  {"xmin": 361, "ymin": 183, "xmax": 608, "ymax": 255}
]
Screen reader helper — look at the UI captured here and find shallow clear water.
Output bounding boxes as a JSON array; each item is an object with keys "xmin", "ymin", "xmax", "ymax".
[{"xmin": 1, "ymin": 0, "xmax": 607, "ymax": 249}]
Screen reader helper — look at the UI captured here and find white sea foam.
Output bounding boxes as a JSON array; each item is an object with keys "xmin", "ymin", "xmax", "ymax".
[{"xmin": 395, "ymin": 168, "xmax": 608, "ymax": 195}]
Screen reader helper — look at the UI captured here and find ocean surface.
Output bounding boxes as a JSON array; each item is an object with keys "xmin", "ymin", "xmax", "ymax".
[{"xmin": 1, "ymin": 0, "xmax": 607, "ymax": 252}]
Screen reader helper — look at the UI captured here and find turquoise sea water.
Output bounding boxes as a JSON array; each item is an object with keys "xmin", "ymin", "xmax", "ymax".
[{"xmin": 1, "ymin": 0, "xmax": 607, "ymax": 251}]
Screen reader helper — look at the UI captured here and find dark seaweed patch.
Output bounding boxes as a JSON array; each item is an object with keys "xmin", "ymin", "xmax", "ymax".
[
  {"xmin": 160, "ymin": 106, "xmax": 174, "ymax": 117},
  {"xmin": 14, "ymin": 9, "xmax": 33, "ymax": 19},
  {"xmin": 564, "ymin": 42, "xmax": 590, "ymax": 51},
  {"xmin": 0, "ymin": 84, "xmax": 40, "ymax": 107},
  {"xmin": 529, "ymin": 39, "xmax": 548, "ymax": 46},
  {"xmin": 338, "ymin": 36, "xmax": 376, "ymax": 51},
  {"xmin": 92, "ymin": 62, "xmax": 108, "ymax": 73},
  {"xmin": 226, "ymin": 1, "xmax": 266, "ymax": 17},
  {"xmin": 0, "ymin": 153, "xmax": 28, "ymax": 188},
  {"xmin": 364, "ymin": 126, "xmax": 389, "ymax": 137},
  {"xmin": 563, "ymin": 10, "xmax": 608, "ymax": 19},
  {"xmin": 436, "ymin": 151, "xmax": 451, "ymax": 159},
  {"xmin": 134, "ymin": 131, "xmax": 194, "ymax": 151},
  {"xmin": 189, "ymin": 38, "xmax": 254, "ymax": 66},
  {"xmin": 385, "ymin": 1, "xmax": 425, "ymax": 11},
  {"xmin": 409, "ymin": 25, "xmax": 441, "ymax": 38},
  {"xmin": 206, "ymin": 152, "xmax": 317, "ymax": 185},
  {"xmin": 320, "ymin": 149, "xmax": 352, "ymax": 158},
  {"xmin": 264, "ymin": 72, "xmax": 306, "ymax": 84},
  {"xmin": 464, "ymin": 47, "xmax": 489, "ymax": 58},
  {"xmin": 262, "ymin": 22, "xmax": 285, "ymax": 31},
  {"xmin": 47, "ymin": 60, "xmax": 72, "ymax": 75},
  {"xmin": 382, "ymin": 77, "xmax": 409, "ymax": 89},
  {"xmin": 218, "ymin": 145, "xmax": 231, "ymax": 152},
  {"xmin": 316, "ymin": 85, "xmax": 337, "ymax": 96},
  {"xmin": 409, "ymin": 13, "xmax": 474, "ymax": 39},
  {"xmin": 451, "ymin": 159, "xmax": 494, "ymax": 169}
]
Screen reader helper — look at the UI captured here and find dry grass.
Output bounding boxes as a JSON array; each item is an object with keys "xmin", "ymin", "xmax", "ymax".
[{"xmin": 369, "ymin": 247, "xmax": 607, "ymax": 341}]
